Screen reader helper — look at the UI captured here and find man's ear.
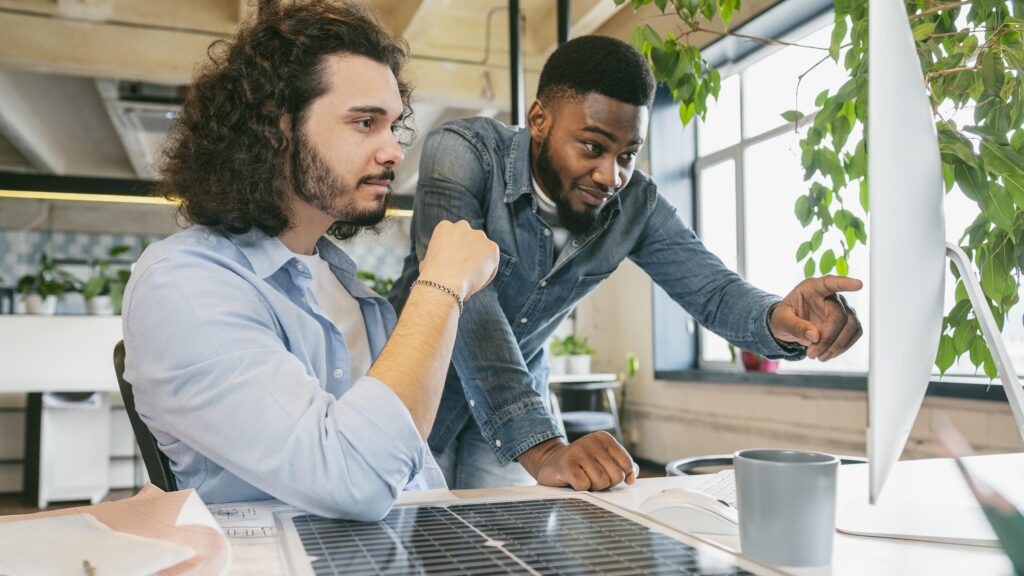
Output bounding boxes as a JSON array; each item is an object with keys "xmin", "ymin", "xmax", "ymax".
[{"xmin": 527, "ymin": 99, "xmax": 549, "ymax": 142}]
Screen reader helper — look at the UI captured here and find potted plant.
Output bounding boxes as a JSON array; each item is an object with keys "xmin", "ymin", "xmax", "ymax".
[
  {"xmin": 740, "ymin": 350, "xmax": 780, "ymax": 374},
  {"xmin": 16, "ymin": 253, "xmax": 79, "ymax": 315},
  {"xmin": 82, "ymin": 245, "xmax": 132, "ymax": 315},
  {"xmin": 563, "ymin": 335, "xmax": 595, "ymax": 375},
  {"xmin": 549, "ymin": 336, "xmax": 569, "ymax": 375}
]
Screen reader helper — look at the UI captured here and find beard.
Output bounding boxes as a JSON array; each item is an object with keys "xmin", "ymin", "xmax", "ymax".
[
  {"xmin": 292, "ymin": 128, "xmax": 392, "ymax": 240},
  {"xmin": 534, "ymin": 136, "xmax": 603, "ymax": 236}
]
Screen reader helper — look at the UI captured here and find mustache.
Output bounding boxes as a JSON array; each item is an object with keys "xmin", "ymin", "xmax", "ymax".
[{"xmin": 359, "ymin": 169, "xmax": 396, "ymax": 185}]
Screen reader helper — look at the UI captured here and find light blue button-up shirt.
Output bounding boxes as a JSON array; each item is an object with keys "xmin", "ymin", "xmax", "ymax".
[{"xmin": 122, "ymin": 226, "xmax": 444, "ymax": 521}]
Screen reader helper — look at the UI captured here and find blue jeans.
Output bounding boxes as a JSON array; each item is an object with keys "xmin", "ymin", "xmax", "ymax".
[{"xmin": 433, "ymin": 418, "xmax": 536, "ymax": 489}]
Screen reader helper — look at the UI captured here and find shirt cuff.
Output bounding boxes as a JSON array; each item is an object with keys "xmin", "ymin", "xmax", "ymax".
[
  {"xmin": 332, "ymin": 376, "xmax": 425, "ymax": 491},
  {"xmin": 477, "ymin": 396, "xmax": 564, "ymax": 465}
]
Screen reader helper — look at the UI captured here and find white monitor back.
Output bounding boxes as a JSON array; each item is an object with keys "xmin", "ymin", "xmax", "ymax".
[{"xmin": 867, "ymin": 0, "xmax": 947, "ymax": 503}]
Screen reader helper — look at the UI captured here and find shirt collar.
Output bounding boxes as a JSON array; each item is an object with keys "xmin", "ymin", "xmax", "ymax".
[
  {"xmin": 503, "ymin": 127, "xmax": 535, "ymax": 204},
  {"xmin": 229, "ymin": 229, "xmax": 357, "ymax": 280}
]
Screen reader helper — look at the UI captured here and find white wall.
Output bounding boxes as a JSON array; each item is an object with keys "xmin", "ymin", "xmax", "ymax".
[{"xmin": 574, "ymin": 260, "xmax": 1021, "ymax": 465}]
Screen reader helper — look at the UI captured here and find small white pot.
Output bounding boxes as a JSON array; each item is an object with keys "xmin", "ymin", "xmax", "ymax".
[
  {"xmin": 24, "ymin": 294, "xmax": 58, "ymax": 315},
  {"xmin": 549, "ymin": 355, "xmax": 568, "ymax": 376},
  {"xmin": 86, "ymin": 295, "xmax": 114, "ymax": 315},
  {"xmin": 567, "ymin": 354, "xmax": 592, "ymax": 375}
]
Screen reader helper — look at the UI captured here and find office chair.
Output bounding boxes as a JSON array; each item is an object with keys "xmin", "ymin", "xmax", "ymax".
[{"xmin": 113, "ymin": 340, "xmax": 178, "ymax": 492}]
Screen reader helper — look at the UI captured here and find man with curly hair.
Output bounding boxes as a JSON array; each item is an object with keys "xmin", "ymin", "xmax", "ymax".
[
  {"xmin": 121, "ymin": 0, "xmax": 499, "ymax": 520},
  {"xmin": 390, "ymin": 35, "xmax": 863, "ymax": 491}
]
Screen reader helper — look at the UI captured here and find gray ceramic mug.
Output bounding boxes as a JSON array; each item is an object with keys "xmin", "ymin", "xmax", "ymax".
[{"xmin": 734, "ymin": 449, "xmax": 839, "ymax": 567}]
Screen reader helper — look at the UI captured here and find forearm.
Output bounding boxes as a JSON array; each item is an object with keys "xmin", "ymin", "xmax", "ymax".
[{"xmin": 368, "ymin": 283, "xmax": 461, "ymax": 439}]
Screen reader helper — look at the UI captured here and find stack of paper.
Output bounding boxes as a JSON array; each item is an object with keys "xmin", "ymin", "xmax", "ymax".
[{"xmin": 0, "ymin": 484, "xmax": 230, "ymax": 575}]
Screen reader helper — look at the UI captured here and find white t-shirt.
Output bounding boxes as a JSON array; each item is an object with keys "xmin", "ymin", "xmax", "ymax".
[
  {"xmin": 531, "ymin": 177, "xmax": 570, "ymax": 259},
  {"xmin": 294, "ymin": 252, "xmax": 372, "ymax": 383}
]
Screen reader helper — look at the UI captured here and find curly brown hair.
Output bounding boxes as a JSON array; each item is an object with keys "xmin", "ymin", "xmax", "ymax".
[{"xmin": 158, "ymin": 0, "xmax": 413, "ymax": 240}]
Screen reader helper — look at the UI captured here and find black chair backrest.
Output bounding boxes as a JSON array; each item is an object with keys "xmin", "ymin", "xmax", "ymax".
[{"xmin": 114, "ymin": 341, "xmax": 178, "ymax": 491}]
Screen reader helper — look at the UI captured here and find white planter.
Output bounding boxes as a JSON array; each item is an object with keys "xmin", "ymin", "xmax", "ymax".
[
  {"xmin": 549, "ymin": 355, "xmax": 568, "ymax": 375},
  {"xmin": 24, "ymin": 294, "xmax": 58, "ymax": 315},
  {"xmin": 86, "ymin": 295, "xmax": 114, "ymax": 316},
  {"xmin": 567, "ymin": 354, "xmax": 592, "ymax": 375}
]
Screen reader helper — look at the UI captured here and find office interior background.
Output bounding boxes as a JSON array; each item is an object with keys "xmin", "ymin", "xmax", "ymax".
[{"xmin": 0, "ymin": 0, "xmax": 1020, "ymax": 505}]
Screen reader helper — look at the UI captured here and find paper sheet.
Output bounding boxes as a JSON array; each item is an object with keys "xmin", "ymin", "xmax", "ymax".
[
  {"xmin": 0, "ymin": 484, "xmax": 231, "ymax": 575},
  {"xmin": 0, "ymin": 513, "xmax": 195, "ymax": 576}
]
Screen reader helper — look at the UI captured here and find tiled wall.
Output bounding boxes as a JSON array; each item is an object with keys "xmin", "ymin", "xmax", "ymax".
[{"xmin": 0, "ymin": 218, "xmax": 413, "ymax": 307}]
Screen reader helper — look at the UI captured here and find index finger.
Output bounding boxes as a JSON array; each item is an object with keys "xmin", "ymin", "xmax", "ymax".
[
  {"xmin": 816, "ymin": 275, "xmax": 864, "ymax": 296},
  {"xmin": 594, "ymin": 432, "xmax": 635, "ymax": 476}
]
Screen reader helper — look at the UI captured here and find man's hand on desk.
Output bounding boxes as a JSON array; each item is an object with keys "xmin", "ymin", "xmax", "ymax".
[{"xmin": 518, "ymin": 433, "xmax": 637, "ymax": 491}]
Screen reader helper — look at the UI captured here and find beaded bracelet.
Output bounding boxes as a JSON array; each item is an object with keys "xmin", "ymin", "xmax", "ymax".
[{"xmin": 412, "ymin": 279, "xmax": 464, "ymax": 314}]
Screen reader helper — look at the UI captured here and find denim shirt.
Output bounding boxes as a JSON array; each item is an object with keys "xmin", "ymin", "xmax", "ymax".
[
  {"xmin": 390, "ymin": 117, "xmax": 803, "ymax": 465},
  {"xmin": 122, "ymin": 226, "xmax": 444, "ymax": 521}
]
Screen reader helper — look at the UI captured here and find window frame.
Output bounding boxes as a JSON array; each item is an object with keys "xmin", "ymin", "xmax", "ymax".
[{"xmin": 648, "ymin": 0, "xmax": 1011, "ymax": 402}]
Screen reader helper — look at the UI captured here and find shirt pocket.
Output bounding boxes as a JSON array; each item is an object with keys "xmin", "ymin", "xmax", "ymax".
[
  {"xmin": 490, "ymin": 251, "xmax": 519, "ymax": 293},
  {"xmin": 565, "ymin": 270, "xmax": 615, "ymax": 308}
]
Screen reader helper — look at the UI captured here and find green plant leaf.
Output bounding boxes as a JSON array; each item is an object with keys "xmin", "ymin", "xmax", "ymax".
[
  {"xmin": 796, "ymin": 241, "xmax": 811, "ymax": 261},
  {"xmin": 804, "ymin": 257, "xmax": 815, "ymax": 278},
  {"xmin": 955, "ymin": 161, "xmax": 989, "ymax": 201},
  {"xmin": 820, "ymin": 249, "xmax": 836, "ymax": 274},
  {"xmin": 830, "ymin": 17, "xmax": 848, "ymax": 62},
  {"xmin": 795, "ymin": 195, "xmax": 812, "ymax": 226},
  {"xmin": 982, "ymin": 182, "xmax": 1016, "ymax": 232},
  {"xmin": 952, "ymin": 322, "xmax": 975, "ymax": 355},
  {"xmin": 982, "ymin": 141, "xmax": 1024, "ymax": 175},
  {"xmin": 936, "ymin": 334, "xmax": 956, "ymax": 374},
  {"xmin": 1006, "ymin": 174, "xmax": 1024, "ymax": 208},
  {"xmin": 836, "ymin": 256, "xmax": 849, "ymax": 275},
  {"xmin": 911, "ymin": 21, "xmax": 937, "ymax": 41},
  {"xmin": 969, "ymin": 336, "xmax": 987, "ymax": 368},
  {"xmin": 859, "ymin": 179, "xmax": 869, "ymax": 212},
  {"xmin": 811, "ymin": 229, "xmax": 824, "ymax": 250},
  {"xmin": 981, "ymin": 49, "xmax": 1006, "ymax": 97},
  {"xmin": 781, "ymin": 110, "xmax": 805, "ymax": 123}
]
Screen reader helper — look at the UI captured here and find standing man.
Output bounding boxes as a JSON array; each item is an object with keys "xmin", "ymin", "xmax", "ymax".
[
  {"xmin": 390, "ymin": 35, "xmax": 863, "ymax": 490},
  {"xmin": 122, "ymin": 0, "xmax": 498, "ymax": 521}
]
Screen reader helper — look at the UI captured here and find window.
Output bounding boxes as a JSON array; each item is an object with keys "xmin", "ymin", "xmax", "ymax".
[{"xmin": 690, "ymin": 14, "xmax": 1024, "ymax": 377}]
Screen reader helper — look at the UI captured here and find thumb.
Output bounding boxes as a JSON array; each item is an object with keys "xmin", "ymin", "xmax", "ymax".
[{"xmin": 774, "ymin": 306, "xmax": 820, "ymax": 345}]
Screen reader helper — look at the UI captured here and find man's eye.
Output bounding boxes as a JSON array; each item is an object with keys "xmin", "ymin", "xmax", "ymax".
[
  {"xmin": 355, "ymin": 119, "xmax": 373, "ymax": 129},
  {"xmin": 584, "ymin": 142, "xmax": 602, "ymax": 154},
  {"xmin": 620, "ymin": 152, "xmax": 637, "ymax": 163}
]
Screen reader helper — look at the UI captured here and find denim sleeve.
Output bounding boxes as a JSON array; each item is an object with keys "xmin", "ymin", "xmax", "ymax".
[
  {"xmin": 412, "ymin": 127, "xmax": 563, "ymax": 464},
  {"xmin": 122, "ymin": 253, "xmax": 425, "ymax": 521},
  {"xmin": 629, "ymin": 192, "xmax": 805, "ymax": 360}
]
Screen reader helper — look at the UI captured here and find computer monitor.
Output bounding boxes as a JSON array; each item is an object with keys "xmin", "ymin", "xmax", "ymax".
[
  {"xmin": 866, "ymin": 0, "xmax": 946, "ymax": 504},
  {"xmin": 866, "ymin": 0, "xmax": 1024, "ymax": 504}
]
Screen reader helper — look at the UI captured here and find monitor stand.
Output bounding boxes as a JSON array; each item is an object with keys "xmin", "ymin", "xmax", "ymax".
[{"xmin": 946, "ymin": 242, "xmax": 1024, "ymax": 442}]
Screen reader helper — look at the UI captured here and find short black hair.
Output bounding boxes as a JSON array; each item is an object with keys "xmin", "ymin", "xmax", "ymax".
[{"xmin": 537, "ymin": 35, "xmax": 655, "ymax": 108}]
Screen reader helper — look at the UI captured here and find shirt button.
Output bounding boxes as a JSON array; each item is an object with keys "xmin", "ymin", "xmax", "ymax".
[
  {"xmin": 540, "ymin": 280, "xmax": 547, "ymax": 288},
  {"xmin": 571, "ymin": 239, "xmax": 580, "ymax": 247},
  {"xmin": 296, "ymin": 263, "xmax": 306, "ymax": 272},
  {"xmin": 520, "ymin": 318, "xmax": 528, "ymax": 324},
  {"xmin": 333, "ymin": 368, "xmax": 344, "ymax": 379},
  {"xmin": 495, "ymin": 439, "xmax": 502, "ymax": 448},
  {"xmin": 543, "ymin": 229, "xmax": 552, "ymax": 237},
  {"xmin": 469, "ymin": 399, "xmax": 476, "ymax": 408}
]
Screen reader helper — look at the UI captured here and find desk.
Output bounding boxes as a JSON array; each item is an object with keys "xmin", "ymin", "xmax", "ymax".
[
  {"xmin": 221, "ymin": 454, "xmax": 1020, "ymax": 575},
  {"xmin": 0, "ymin": 316, "xmax": 123, "ymax": 506}
]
